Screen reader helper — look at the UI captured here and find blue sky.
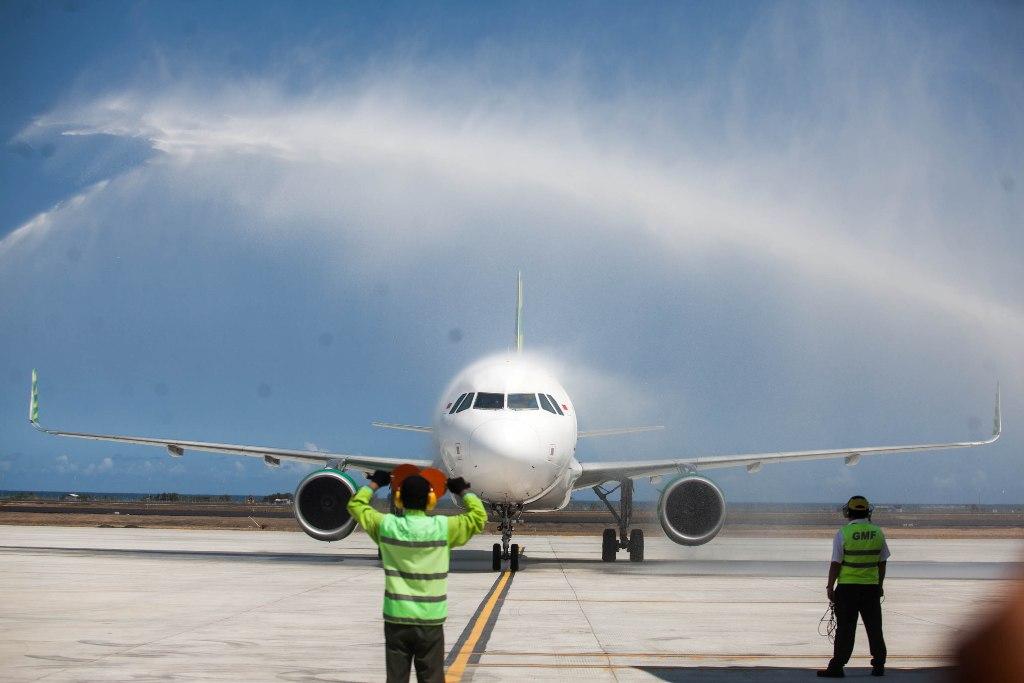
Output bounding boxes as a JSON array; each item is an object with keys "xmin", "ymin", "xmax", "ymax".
[{"xmin": 1, "ymin": 1, "xmax": 1021, "ymax": 502}]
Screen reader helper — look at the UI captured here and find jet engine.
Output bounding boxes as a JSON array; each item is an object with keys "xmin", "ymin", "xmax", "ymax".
[
  {"xmin": 293, "ymin": 468, "xmax": 358, "ymax": 541},
  {"xmin": 657, "ymin": 474, "xmax": 726, "ymax": 546}
]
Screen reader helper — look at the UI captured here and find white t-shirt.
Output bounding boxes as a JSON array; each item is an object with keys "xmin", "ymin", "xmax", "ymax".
[{"xmin": 831, "ymin": 520, "xmax": 891, "ymax": 563}]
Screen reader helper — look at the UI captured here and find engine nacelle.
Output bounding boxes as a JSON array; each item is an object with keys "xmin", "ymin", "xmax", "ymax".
[
  {"xmin": 293, "ymin": 468, "xmax": 358, "ymax": 542},
  {"xmin": 657, "ymin": 474, "xmax": 726, "ymax": 546}
]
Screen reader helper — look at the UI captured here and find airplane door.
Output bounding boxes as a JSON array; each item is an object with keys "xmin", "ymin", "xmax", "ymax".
[{"xmin": 448, "ymin": 441, "xmax": 463, "ymax": 477}]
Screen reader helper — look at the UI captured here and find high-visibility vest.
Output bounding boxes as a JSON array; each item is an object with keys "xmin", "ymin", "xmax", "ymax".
[
  {"xmin": 838, "ymin": 522, "xmax": 885, "ymax": 585},
  {"xmin": 378, "ymin": 512, "xmax": 450, "ymax": 625}
]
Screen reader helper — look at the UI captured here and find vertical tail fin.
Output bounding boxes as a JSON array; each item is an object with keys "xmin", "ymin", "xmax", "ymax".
[{"xmin": 514, "ymin": 271, "xmax": 524, "ymax": 353}]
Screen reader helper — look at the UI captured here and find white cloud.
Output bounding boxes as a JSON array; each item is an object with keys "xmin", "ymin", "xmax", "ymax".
[
  {"xmin": 55, "ymin": 454, "xmax": 115, "ymax": 476},
  {"xmin": 55, "ymin": 454, "xmax": 77, "ymax": 474},
  {"xmin": 0, "ymin": 180, "xmax": 108, "ymax": 258},
  {"xmin": 557, "ymin": 358, "xmax": 666, "ymax": 429},
  {"xmin": 84, "ymin": 457, "xmax": 114, "ymax": 475},
  {"xmin": 4, "ymin": 6, "xmax": 1021, "ymax": 501},
  {"xmin": 13, "ymin": 71, "xmax": 1022, "ymax": 349}
]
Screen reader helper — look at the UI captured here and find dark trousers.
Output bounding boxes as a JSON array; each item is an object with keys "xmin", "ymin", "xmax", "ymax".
[
  {"xmin": 384, "ymin": 622, "xmax": 445, "ymax": 683},
  {"xmin": 829, "ymin": 584, "xmax": 887, "ymax": 671}
]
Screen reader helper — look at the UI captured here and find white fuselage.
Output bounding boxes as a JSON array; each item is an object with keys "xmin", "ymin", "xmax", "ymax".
[{"xmin": 431, "ymin": 355, "xmax": 581, "ymax": 510}]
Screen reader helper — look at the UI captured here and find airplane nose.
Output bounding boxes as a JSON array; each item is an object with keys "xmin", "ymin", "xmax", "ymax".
[
  {"xmin": 470, "ymin": 419, "xmax": 541, "ymax": 463},
  {"xmin": 468, "ymin": 419, "xmax": 546, "ymax": 501}
]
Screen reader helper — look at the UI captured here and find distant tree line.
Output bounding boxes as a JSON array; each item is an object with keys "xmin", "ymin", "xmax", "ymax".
[{"xmin": 141, "ymin": 493, "xmax": 233, "ymax": 502}]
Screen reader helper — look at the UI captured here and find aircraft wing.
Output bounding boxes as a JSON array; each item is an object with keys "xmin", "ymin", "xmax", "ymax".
[
  {"xmin": 574, "ymin": 386, "xmax": 1001, "ymax": 489},
  {"xmin": 27, "ymin": 371, "xmax": 430, "ymax": 473},
  {"xmin": 372, "ymin": 421, "xmax": 433, "ymax": 433},
  {"xmin": 579, "ymin": 426, "xmax": 664, "ymax": 438}
]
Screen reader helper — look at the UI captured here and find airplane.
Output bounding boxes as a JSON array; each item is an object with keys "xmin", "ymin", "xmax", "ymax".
[{"xmin": 28, "ymin": 273, "xmax": 1002, "ymax": 571}]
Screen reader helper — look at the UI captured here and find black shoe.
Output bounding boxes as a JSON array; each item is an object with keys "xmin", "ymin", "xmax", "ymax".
[
  {"xmin": 871, "ymin": 667, "xmax": 885, "ymax": 677},
  {"xmin": 817, "ymin": 670, "xmax": 844, "ymax": 678}
]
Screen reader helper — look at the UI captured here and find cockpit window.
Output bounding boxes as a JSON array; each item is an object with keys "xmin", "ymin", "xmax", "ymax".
[
  {"xmin": 473, "ymin": 392, "xmax": 504, "ymax": 410},
  {"xmin": 545, "ymin": 394, "xmax": 564, "ymax": 415},
  {"xmin": 455, "ymin": 392, "xmax": 475, "ymax": 413},
  {"xmin": 508, "ymin": 393, "xmax": 539, "ymax": 411},
  {"xmin": 538, "ymin": 393, "xmax": 558, "ymax": 415},
  {"xmin": 449, "ymin": 393, "xmax": 468, "ymax": 414}
]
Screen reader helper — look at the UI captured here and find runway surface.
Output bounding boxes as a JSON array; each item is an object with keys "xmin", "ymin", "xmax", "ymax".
[{"xmin": 1, "ymin": 526, "xmax": 1020, "ymax": 681}]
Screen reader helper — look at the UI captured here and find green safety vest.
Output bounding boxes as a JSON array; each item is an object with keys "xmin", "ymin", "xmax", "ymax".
[
  {"xmin": 378, "ymin": 512, "xmax": 450, "ymax": 625},
  {"xmin": 838, "ymin": 522, "xmax": 885, "ymax": 585}
]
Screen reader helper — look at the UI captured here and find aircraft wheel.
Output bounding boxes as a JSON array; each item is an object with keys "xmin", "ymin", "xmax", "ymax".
[
  {"xmin": 628, "ymin": 528, "xmax": 644, "ymax": 562},
  {"xmin": 510, "ymin": 543, "xmax": 520, "ymax": 572},
  {"xmin": 601, "ymin": 528, "xmax": 617, "ymax": 562},
  {"xmin": 492, "ymin": 543, "xmax": 501, "ymax": 571}
]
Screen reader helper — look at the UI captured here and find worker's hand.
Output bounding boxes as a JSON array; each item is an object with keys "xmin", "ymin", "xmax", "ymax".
[
  {"xmin": 826, "ymin": 585, "xmax": 835, "ymax": 603},
  {"xmin": 368, "ymin": 470, "xmax": 392, "ymax": 490},
  {"xmin": 446, "ymin": 477, "xmax": 470, "ymax": 495}
]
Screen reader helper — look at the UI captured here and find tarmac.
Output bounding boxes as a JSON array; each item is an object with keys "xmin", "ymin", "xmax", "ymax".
[{"xmin": 1, "ymin": 525, "xmax": 1020, "ymax": 682}]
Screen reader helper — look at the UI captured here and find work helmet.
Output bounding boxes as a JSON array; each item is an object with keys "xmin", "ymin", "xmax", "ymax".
[{"xmin": 842, "ymin": 495, "xmax": 873, "ymax": 519}]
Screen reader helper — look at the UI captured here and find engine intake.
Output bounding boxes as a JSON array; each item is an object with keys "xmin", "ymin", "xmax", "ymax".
[
  {"xmin": 293, "ymin": 468, "xmax": 358, "ymax": 542},
  {"xmin": 658, "ymin": 475, "xmax": 726, "ymax": 546}
]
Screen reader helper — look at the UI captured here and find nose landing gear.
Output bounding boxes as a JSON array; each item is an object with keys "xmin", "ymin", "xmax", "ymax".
[
  {"xmin": 492, "ymin": 542, "xmax": 520, "ymax": 572},
  {"xmin": 491, "ymin": 503, "xmax": 523, "ymax": 571},
  {"xmin": 594, "ymin": 479, "xmax": 644, "ymax": 562}
]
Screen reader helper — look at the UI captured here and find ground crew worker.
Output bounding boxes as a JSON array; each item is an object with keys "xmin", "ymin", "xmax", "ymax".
[
  {"xmin": 819, "ymin": 495, "xmax": 890, "ymax": 678},
  {"xmin": 348, "ymin": 465, "xmax": 487, "ymax": 683}
]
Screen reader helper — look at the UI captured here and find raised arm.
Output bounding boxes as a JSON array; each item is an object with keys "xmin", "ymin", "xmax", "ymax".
[
  {"xmin": 445, "ymin": 478, "xmax": 487, "ymax": 548},
  {"xmin": 347, "ymin": 485, "xmax": 385, "ymax": 543}
]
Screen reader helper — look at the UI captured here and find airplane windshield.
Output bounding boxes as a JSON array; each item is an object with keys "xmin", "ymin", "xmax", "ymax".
[
  {"xmin": 473, "ymin": 392, "xmax": 504, "ymax": 410},
  {"xmin": 538, "ymin": 393, "xmax": 558, "ymax": 414},
  {"xmin": 545, "ymin": 394, "xmax": 564, "ymax": 415},
  {"xmin": 455, "ymin": 392, "xmax": 474, "ymax": 413},
  {"xmin": 449, "ymin": 393, "xmax": 468, "ymax": 414},
  {"xmin": 507, "ymin": 393, "xmax": 539, "ymax": 410}
]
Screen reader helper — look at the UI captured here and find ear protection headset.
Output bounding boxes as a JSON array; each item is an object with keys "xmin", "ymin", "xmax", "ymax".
[
  {"xmin": 394, "ymin": 487, "xmax": 438, "ymax": 511},
  {"xmin": 391, "ymin": 465, "xmax": 447, "ymax": 512}
]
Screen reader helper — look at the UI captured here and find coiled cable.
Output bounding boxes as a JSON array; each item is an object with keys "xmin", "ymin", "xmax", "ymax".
[{"xmin": 818, "ymin": 601, "xmax": 837, "ymax": 643}]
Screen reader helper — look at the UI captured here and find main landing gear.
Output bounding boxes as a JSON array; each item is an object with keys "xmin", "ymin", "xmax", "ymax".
[
  {"xmin": 491, "ymin": 503, "xmax": 523, "ymax": 572},
  {"xmin": 594, "ymin": 479, "xmax": 644, "ymax": 562}
]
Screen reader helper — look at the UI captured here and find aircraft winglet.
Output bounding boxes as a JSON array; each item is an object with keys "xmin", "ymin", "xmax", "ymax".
[
  {"xmin": 29, "ymin": 369, "xmax": 40, "ymax": 427},
  {"xmin": 28, "ymin": 369, "xmax": 55, "ymax": 434},
  {"xmin": 994, "ymin": 382, "xmax": 1002, "ymax": 438}
]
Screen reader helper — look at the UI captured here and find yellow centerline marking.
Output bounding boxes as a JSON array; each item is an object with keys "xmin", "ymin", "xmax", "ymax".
[
  {"xmin": 474, "ymin": 651, "xmax": 944, "ymax": 660},
  {"xmin": 445, "ymin": 570, "xmax": 512, "ymax": 683}
]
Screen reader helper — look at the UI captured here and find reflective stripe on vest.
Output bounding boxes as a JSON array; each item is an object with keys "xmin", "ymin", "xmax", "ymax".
[
  {"xmin": 379, "ymin": 513, "xmax": 449, "ymax": 624},
  {"xmin": 838, "ymin": 522, "xmax": 884, "ymax": 585}
]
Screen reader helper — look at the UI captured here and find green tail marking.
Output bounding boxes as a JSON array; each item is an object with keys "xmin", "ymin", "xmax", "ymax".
[
  {"xmin": 29, "ymin": 369, "xmax": 39, "ymax": 423},
  {"xmin": 994, "ymin": 382, "xmax": 1001, "ymax": 437}
]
